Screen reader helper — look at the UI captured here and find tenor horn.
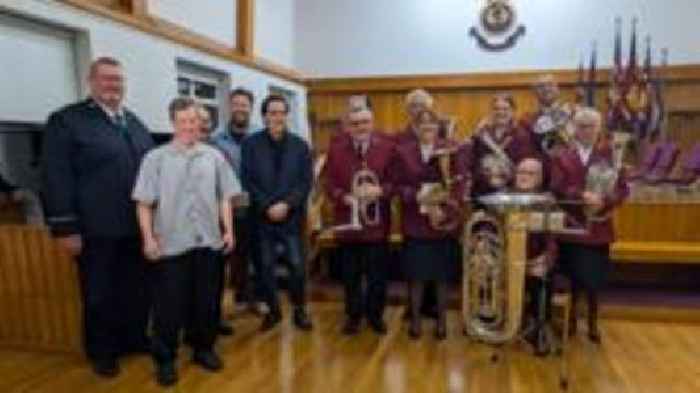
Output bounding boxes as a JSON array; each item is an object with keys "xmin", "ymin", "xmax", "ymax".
[{"xmin": 417, "ymin": 145, "xmax": 462, "ymax": 232}]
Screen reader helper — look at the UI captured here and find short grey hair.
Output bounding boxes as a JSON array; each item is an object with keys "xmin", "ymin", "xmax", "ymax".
[
  {"xmin": 573, "ymin": 107, "xmax": 602, "ymax": 129},
  {"xmin": 533, "ymin": 74, "xmax": 557, "ymax": 88},
  {"xmin": 405, "ymin": 89, "xmax": 434, "ymax": 108}
]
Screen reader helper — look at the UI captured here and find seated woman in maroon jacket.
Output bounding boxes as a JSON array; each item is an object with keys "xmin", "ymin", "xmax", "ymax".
[
  {"xmin": 471, "ymin": 93, "xmax": 539, "ymax": 199},
  {"xmin": 394, "ymin": 109, "xmax": 467, "ymax": 339},
  {"xmin": 550, "ymin": 108, "xmax": 629, "ymax": 343}
]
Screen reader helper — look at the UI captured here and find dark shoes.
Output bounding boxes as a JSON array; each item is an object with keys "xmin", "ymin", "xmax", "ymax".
[
  {"xmin": 154, "ymin": 351, "xmax": 222, "ymax": 386},
  {"xmin": 218, "ymin": 321, "xmax": 235, "ymax": 336},
  {"xmin": 408, "ymin": 320, "xmax": 422, "ymax": 339},
  {"xmin": 156, "ymin": 362, "xmax": 178, "ymax": 387},
  {"xmin": 193, "ymin": 350, "xmax": 223, "ymax": 372},
  {"xmin": 91, "ymin": 357, "xmax": 120, "ymax": 378},
  {"xmin": 259, "ymin": 307, "xmax": 313, "ymax": 331},
  {"xmin": 260, "ymin": 311, "xmax": 283, "ymax": 332},
  {"xmin": 435, "ymin": 320, "xmax": 447, "ymax": 340},
  {"xmin": 588, "ymin": 324, "xmax": 601, "ymax": 344},
  {"xmin": 368, "ymin": 318, "xmax": 387, "ymax": 335},
  {"xmin": 293, "ymin": 308, "xmax": 313, "ymax": 331},
  {"xmin": 342, "ymin": 318, "xmax": 361, "ymax": 336}
]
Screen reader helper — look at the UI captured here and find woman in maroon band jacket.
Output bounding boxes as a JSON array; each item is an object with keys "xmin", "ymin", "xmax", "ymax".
[
  {"xmin": 550, "ymin": 107, "xmax": 629, "ymax": 343},
  {"xmin": 394, "ymin": 109, "xmax": 468, "ymax": 340}
]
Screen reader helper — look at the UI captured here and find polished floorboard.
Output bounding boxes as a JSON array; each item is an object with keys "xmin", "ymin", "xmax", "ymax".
[{"xmin": 1, "ymin": 302, "xmax": 699, "ymax": 393}]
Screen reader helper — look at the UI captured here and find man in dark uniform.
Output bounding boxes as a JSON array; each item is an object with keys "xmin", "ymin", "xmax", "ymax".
[
  {"xmin": 42, "ymin": 57, "xmax": 154, "ymax": 377},
  {"xmin": 241, "ymin": 95, "xmax": 314, "ymax": 332}
]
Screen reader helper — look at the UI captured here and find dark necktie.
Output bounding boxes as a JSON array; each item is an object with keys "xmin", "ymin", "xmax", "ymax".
[
  {"xmin": 355, "ymin": 142, "xmax": 366, "ymax": 161},
  {"xmin": 114, "ymin": 113, "xmax": 128, "ymax": 138}
]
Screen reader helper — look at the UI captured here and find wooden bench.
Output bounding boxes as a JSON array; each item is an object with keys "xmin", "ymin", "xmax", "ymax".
[{"xmin": 611, "ymin": 241, "xmax": 700, "ymax": 263}]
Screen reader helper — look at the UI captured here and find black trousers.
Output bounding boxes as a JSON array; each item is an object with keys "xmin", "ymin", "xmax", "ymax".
[
  {"xmin": 340, "ymin": 244, "xmax": 388, "ymax": 321},
  {"xmin": 525, "ymin": 275, "xmax": 553, "ymax": 322},
  {"xmin": 77, "ymin": 236, "xmax": 149, "ymax": 361},
  {"xmin": 257, "ymin": 231, "xmax": 306, "ymax": 314},
  {"xmin": 150, "ymin": 248, "xmax": 221, "ymax": 364},
  {"xmin": 228, "ymin": 211, "xmax": 258, "ymax": 303}
]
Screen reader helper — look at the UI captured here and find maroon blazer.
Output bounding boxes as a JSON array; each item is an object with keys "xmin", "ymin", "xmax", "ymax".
[
  {"xmin": 550, "ymin": 143, "xmax": 629, "ymax": 245},
  {"xmin": 394, "ymin": 138, "xmax": 467, "ymax": 240},
  {"xmin": 397, "ymin": 124, "xmax": 473, "ymax": 195},
  {"xmin": 471, "ymin": 122, "xmax": 539, "ymax": 197},
  {"xmin": 395, "ymin": 122, "xmax": 451, "ymax": 144},
  {"xmin": 325, "ymin": 131, "xmax": 396, "ymax": 243}
]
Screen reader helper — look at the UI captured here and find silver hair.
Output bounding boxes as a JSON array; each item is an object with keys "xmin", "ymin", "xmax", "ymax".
[
  {"xmin": 573, "ymin": 107, "xmax": 602, "ymax": 129},
  {"xmin": 405, "ymin": 89, "xmax": 434, "ymax": 108}
]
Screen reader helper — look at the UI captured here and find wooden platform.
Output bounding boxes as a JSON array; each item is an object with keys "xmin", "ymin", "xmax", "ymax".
[{"xmin": 1, "ymin": 303, "xmax": 699, "ymax": 393}]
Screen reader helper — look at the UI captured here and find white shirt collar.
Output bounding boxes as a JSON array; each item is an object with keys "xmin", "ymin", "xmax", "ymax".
[
  {"xmin": 576, "ymin": 142, "xmax": 593, "ymax": 165},
  {"xmin": 92, "ymin": 98, "xmax": 124, "ymax": 120},
  {"xmin": 419, "ymin": 143, "xmax": 434, "ymax": 163}
]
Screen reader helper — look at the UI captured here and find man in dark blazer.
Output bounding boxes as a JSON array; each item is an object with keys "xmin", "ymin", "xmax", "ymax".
[
  {"xmin": 240, "ymin": 94, "xmax": 313, "ymax": 332},
  {"xmin": 42, "ymin": 57, "xmax": 154, "ymax": 377}
]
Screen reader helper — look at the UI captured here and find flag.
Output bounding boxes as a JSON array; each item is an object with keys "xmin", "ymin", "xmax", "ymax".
[
  {"xmin": 626, "ymin": 17, "xmax": 639, "ymax": 83},
  {"xmin": 585, "ymin": 41, "xmax": 597, "ymax": 107}
]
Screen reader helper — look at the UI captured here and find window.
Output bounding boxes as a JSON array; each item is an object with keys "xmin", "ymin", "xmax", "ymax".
[
  {"xmin": 269, "ymin": 85, "xmax": 298, "ymax": 132},
  {"xmin": 176, "ymin": 60, "xmax": 229, "ymax": 132}
]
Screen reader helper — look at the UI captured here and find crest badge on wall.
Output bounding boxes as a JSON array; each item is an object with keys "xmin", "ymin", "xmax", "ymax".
[{"xmin": 469, "ymin": 0, "xmax": 526, "ymax": 51}]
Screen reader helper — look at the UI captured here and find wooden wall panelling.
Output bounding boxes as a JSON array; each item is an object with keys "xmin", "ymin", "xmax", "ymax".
[
  {"xmin": 308, "ymin": 67, "xmax": 700, "ymax": 155},
  {"xmin": 0, "ymin": 226, "xmax": 82, "ymax": 353}
]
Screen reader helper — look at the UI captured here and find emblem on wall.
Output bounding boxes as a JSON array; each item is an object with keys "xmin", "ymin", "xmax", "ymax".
[{"xmin": 469, "ymin": 0, "xmax": 525, "ymax": 51}]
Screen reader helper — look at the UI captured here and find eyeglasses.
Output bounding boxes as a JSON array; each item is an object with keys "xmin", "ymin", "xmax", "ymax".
[{"xmin": 516, "ymin": 170, "xmax": 539, "ymax": 175}]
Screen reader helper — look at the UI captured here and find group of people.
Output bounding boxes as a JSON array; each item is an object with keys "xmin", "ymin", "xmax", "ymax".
[
  {"xmin": 39, "ymin": 56, "xmax": 628, "ymax": 387},
  {"xmin": 42, "ymin": 57, "xmax": 313, "ymax": 386},
  {"xmin": 324, "ymin": 78, "xmax": 628, "ymax": 351}
]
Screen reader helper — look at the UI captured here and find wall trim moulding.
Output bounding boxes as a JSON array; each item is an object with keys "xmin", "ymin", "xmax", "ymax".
[
  {"xmin": 306, "ymin": 65, "xmax": 700, "ymax": 94},
  {"xmin": 59, "ymin": 0, "xmax": 304, "ymax": 84}
]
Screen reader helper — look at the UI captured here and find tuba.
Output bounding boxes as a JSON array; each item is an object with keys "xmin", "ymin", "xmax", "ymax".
[
  {"xmin": 417, "ymin": 144, "xmax": 462, "ymax": 232},
  {"xmin": 462, "ymin": 192, "xmax": 554, "ymax": 344}
]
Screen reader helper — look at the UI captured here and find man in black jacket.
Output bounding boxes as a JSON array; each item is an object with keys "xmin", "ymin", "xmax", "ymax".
[
  {"xmin": 42, "ymin": 57, "xmax": 154, "ymax": 377},
  {"xmin": 241, "ymin": 95, "xmax": 313, "ymax": 332}
]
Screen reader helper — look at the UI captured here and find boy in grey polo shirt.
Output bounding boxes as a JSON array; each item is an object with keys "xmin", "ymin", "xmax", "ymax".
[{"xmin": 133, "ymin": 98, "xmax": 239, "ymax": 387}]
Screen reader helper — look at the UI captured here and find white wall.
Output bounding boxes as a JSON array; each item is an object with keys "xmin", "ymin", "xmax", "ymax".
[
  {"xmin": 0, "ymin": 12, "xmax": 79, "ymax": 123},
  {"xmin": 150, "ymin": 0, "xmax": 237, "ymax": 47},
  {"xmin": 295, "ymin": 0, "xmax": 700, "ymax": 77},
  {"xmin": 255, "ymin": 0, "xmax": 295, "ymax": 68},
  {"xmin": 0, "ymin": 0, "xmax": 309, "ymax": 139}
]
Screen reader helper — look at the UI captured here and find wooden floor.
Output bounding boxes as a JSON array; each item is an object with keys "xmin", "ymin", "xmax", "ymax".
[{"xmin": 1, "ymin": 302, "xmax": 699, "ymax": 393}]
